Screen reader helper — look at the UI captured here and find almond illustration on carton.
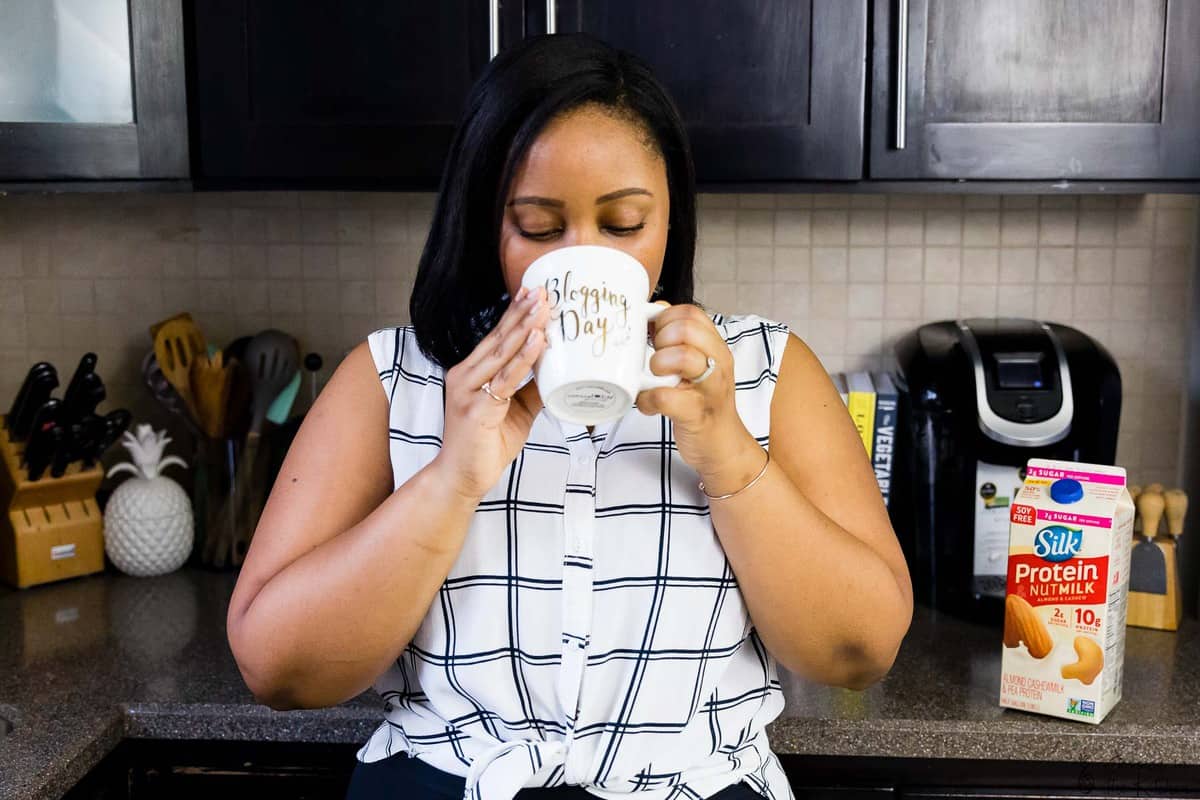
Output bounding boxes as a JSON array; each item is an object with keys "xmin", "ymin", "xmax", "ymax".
[{"xmin": 1004, "ymin": 593, "xmax": 1053, "ymax": 658}]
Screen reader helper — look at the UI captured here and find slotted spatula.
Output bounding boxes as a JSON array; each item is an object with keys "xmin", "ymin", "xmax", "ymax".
[
  {"xmin": 153, "ymin": 317, "xmax": 207, "ymax": 426},
  {"xmin": 190, "ymin": 349, "xmax": 234, "ymax": 439}
]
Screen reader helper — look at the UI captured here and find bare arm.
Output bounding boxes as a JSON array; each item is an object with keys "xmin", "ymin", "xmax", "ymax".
[
  {"xmin": 227, "ymin": 288, "xmax": 551, "ymax": 710},
  {"xmin": 704, "ymin": 334, "xmax": 913, "ymax": 688},
  {"xmin": 226, "ymin": 342, "xmax": 479, "ymax": 710},
  {"xmin": 640, "ymin": 306, "xmax": 912, "ymax": 690}
]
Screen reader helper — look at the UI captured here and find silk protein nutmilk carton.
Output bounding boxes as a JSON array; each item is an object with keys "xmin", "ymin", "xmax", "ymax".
[{"xmin": 999, "ymin": 458, "xmax": 1134, "ymax": 724}]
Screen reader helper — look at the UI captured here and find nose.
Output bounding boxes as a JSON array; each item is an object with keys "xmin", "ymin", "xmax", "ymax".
[{"xmin": 566, "ymin": 223, "xmax": 604, "ymax": 248}]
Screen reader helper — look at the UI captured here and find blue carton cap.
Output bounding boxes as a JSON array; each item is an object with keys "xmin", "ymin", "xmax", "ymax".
[{"xmin": 1049, "ymin": 478, "xmax": 1084, "ymax": 504}]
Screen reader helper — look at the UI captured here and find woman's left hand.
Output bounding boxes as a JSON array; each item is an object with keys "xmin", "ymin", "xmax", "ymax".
[{"xmin": 636, "ymin": 304, "xmax": 763, "ymax": 489}]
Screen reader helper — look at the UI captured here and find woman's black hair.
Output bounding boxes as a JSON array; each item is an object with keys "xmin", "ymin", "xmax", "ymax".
[{"xmin": 409, "ymin": 32, "xmax": 698, "ymax": 369}]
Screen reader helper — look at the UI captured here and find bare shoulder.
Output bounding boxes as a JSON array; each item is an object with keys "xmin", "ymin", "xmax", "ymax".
[
  {"xmin": 228, "ymin": 338, "xmax": 394, "ymax": 621},
  {"xmin": 770, "ymin": 333, "xmax": 849, "ymax": 433}
]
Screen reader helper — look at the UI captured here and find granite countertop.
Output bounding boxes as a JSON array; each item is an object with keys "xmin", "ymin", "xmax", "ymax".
[{"xmin": 1, "ymin": 568, "xmax": 1198, "ymax": 800}]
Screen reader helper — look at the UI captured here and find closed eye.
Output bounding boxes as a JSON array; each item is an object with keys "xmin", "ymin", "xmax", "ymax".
[
  {"xmin": 517, "ymin": 222, "xmax": 646, "ymax": 241},
  {"xmin": 518, "ymin": 229, "xmax": 562, "ymax": 241}
]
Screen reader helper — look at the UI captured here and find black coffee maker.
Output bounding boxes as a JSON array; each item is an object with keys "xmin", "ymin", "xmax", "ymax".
[{"xmin": 890, "ymin": 318, "xmax": 1121, "ymax": 623}]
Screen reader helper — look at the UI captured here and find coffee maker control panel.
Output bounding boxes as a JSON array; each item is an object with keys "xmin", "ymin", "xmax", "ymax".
[{"xmin": 958, "ymin": 319, "xmax": 1074, "ymax": 448}]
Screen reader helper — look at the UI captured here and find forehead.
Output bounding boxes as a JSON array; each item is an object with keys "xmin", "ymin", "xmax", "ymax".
[{"xmin": 509, "ymin": 106, "xmax": 666, "ymax": 195}]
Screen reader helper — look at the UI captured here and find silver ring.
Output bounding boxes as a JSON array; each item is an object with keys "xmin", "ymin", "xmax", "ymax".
[
  {"xmin": 690, "ymin": 356, "xmax": 717, "ymax": 384},
  {"xmin": 480, "ymin": 381, "xmax": 508, "ymax": 402}
]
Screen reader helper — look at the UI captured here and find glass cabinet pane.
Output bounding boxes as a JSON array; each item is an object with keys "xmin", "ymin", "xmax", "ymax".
[
  {"xmin": 0, "ymin": 0, "xmax": 134, "ymax": 123},
  {"xmin": 925, "ymin": 0, "xmax": 1166, "ymax": 124}
]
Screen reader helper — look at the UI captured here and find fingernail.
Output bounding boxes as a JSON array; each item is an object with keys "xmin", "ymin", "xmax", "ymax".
[{"xmin": 515, "ymin": 286, "xmax": 529, "ymax": 302}]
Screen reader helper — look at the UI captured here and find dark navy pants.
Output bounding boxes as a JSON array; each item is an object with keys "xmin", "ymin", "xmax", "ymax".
[{"xmin": 346, "ymin": 750, "xmax": 767, "ymax": 799}]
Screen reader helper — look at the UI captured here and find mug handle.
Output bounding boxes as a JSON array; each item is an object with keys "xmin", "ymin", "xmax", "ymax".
[{"xmin": 638, "ymin": 302, "xmax": 682, "ymax": 392}]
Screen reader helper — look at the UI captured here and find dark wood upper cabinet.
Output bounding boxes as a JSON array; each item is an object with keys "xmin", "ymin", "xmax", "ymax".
[
  {"xmin": 870, "ymin": 0, "xmax": 1200, "ymax": 180},
  {"xmin": 190, "ymin": 0, "xmax": 524, "ymax": 187},
  {"xmin": 545, "ymin": 0, "xmax": 868, "ymax": 182},
  {"xmin": 0, "ymin": 0, "xmax": 188, "ymax": 181},
  {"xmin": 193, "ymin": 0, "xmax": 866, "ymax": 187},
  {"xmin": 10, "ymin": 0, "xmax": 1195, "ymax": 188}
]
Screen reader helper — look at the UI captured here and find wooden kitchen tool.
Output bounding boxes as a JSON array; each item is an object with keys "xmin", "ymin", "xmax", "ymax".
[
  {"xmin": 0, "ymin": 415, "xmax": 105, "ymax": 589},
  {"xmin": 1165, "ymin": 489, "xmax": 1188, "ymax": 536},
  {"xmin": 1128, "ymin": 489, "xmax": 1166, "ymax": 596},
  {"xmin": 148, "ymin": 311, "xmax": 197, "ymax": 341},
  {"xmin": 152, "ymin": 316, "xmax": 207, "ymax": 425},
  {"xmin": 189, "ymin": 349, "xmax": 233, "ymax": 439},
  {"xmin": 1165, "ymin": 489, "xmax": 1188, "ymax": 624},
  {"xmin": 1127, "ymin": 488, "xmax": 1185, "ymax": 631},
  {"xmin": 200, "ymin": 349, "xmax": 251, "ymax": 571}
]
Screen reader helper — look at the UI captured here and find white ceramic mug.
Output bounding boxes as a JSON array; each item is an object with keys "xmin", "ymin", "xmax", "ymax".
[{"xmin": 520, "ymin": 245, "xmax": 679, "ymax": 425}]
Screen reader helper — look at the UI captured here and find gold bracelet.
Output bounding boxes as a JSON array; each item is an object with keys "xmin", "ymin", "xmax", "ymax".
[{"xmin": 698, "ymin": 450, "xmax": 770, "ymax": 501}]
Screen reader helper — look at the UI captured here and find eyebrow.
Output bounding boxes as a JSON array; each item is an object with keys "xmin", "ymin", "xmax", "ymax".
[{"xmin": 507, "ymin": 187, "xmax": 652, "ymax": 208}]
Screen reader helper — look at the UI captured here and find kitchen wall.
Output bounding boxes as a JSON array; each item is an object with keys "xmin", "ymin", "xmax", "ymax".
[{"xmin": 0, "ymin": 191, "xmax": 1195, "ymax": 486}]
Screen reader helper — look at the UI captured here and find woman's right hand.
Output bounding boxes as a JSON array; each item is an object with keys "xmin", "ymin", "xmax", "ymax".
[{"xmin": 435, "ymin": 285, "xmax": 551, "ymax": 500}]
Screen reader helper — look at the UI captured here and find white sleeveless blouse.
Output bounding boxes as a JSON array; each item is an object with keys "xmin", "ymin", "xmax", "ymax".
[{"xmin": 357, "ymin": 313, "xmax": 795, "ymax": 800}]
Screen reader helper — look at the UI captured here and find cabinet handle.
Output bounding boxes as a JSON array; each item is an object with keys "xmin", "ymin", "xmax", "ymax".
[
  {"xmin": 546, "ymin": 0, "xmax": 557, "ymax": 33},
  {"xmin": 489, "ymin": 0, "xmax": 501, "ymax": 59},
  {"xmin": 895, "ymin": 0, "xmax": 909, "ymax": 149}
]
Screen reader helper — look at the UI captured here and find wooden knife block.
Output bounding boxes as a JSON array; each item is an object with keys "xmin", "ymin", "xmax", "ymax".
[
  {"xmin": 1127, "ymin": 537, "xmax": 1183, "ymax": 631},
  {"xmin": 0, "ymin": 415, "xmax": 106, "ymax": 589}
]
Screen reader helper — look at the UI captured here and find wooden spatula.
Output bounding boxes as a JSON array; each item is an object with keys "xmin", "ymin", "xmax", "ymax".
[
  {"xmin": 190, "ymin": 349, "xmax": 233, "ymax": 439},
  {"xmin": 153, "ymin": 317, "xmax": 207, "ymax": 425}
]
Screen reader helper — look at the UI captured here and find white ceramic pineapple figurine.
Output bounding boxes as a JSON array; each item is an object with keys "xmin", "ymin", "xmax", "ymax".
[{"xmin": 104, "ymin": 424, "xmax": 193, "ymax": 577}]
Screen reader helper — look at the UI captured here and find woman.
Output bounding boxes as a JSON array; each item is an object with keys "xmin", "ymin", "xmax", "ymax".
[{"xmin": 227, "ymin": 33, "xmax": 912, "ymax": 800}]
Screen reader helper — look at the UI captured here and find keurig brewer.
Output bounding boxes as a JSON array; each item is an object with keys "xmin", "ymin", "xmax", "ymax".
[{"xmin": 891, "ymin": 318, "xmax": 1121, "ymax": 622}]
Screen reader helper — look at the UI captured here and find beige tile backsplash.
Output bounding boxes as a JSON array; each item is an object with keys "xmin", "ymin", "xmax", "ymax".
[{"xmin": 0, "ymin": 191, "xmax": 1195, "ymax": 486}]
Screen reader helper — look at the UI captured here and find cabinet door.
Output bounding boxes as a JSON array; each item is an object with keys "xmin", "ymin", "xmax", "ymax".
[
  {"xmin": 0, "ymin": 0, "xmax": 188, "ymax": 180},
  {"xmin": 547, "ymin": 0, "xmax": 867, "ymax": 181},
  {"xmin": 870, "ymin": 0, "xmax": 1200, "ymax": 179},
  {"xmin": 191, "ymin": 0, "xmax": 524, "ymax": 187}
]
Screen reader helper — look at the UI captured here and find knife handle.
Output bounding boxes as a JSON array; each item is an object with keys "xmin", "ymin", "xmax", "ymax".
[
  {"xmin": 7, "ymin": 361, "xmax": 52, "ymax": 422},
  {"xmin": 25, "ymin": 425, "xmax": 64, "ymax": 481},
  {"xmin": 1164, "ymin": 489, "xmax": 1187, "ymax": 539},
  {"xmin": 62, "ymin": 353, "xmax": 98, "ymax": 411},
  {"xmin": 1136, "ymin": 491, "xmax": 1165, "ymax": 540},
  {"xmin": 91, "ymin": 409, "xmax": 132, "ymax": 465},
  {"xmin": 23, "ymin": 398, "xmax": 62, "ymax": 449},
  {"xmin": 10, "ymin": 366, "xmax": 58, "ymax": 441},
  {"xmin": 49, "ymin": 422, "xmax": 84, "ymax": 478},
  {"xmin": 77, "ymin": 414, "xmax": 107, "ymax": 468},
  {"xmin": 64, "ymin": 373, "xmax": 106, "ymax": 429}
]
